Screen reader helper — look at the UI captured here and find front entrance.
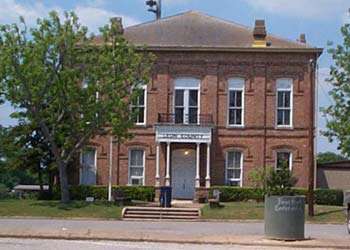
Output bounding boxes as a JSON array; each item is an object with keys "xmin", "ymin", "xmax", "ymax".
[{"xmin": 171, "ymin": 149, "xmax": 196, "ymax": 199}]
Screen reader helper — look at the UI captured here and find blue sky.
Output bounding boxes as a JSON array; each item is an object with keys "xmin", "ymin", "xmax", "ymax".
[{"xmin": 0, "ymin": 0, "xmax": 349, "ymax": 153}]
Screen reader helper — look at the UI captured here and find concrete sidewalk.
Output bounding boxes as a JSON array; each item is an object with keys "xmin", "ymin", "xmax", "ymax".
[{"xmin": 0, "ymin": 218, "xmax": 349, "ymax": 249}]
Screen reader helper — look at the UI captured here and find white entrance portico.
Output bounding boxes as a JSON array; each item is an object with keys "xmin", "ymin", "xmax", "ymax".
[{"xmin": 155, "ymin": 124, "xmax": 212, "ymax": 199}]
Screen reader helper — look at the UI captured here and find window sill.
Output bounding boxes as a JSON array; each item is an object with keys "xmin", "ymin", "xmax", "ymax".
[{"xmin": 276, "ymin": 126, "xmax": 293, "ymax": 130}]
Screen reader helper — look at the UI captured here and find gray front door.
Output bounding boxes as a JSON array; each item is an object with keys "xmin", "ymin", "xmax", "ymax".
[{"xmin": 171, "ymin": 149, "xmax": 196, "ymax": 199}]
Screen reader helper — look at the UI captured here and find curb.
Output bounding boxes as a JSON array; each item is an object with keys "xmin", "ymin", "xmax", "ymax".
[{"xmin": 0, "ymin": 234, "xmax": 349, "ymax": 249}]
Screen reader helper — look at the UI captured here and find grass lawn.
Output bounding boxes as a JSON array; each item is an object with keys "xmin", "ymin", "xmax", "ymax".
[
  {"xmin": 0, "ymin": 199, "xmax": 123, "ymax": 219},
  {"xmin": 201, "ymin": 201, "xmax": 347, "ymax": 224}
]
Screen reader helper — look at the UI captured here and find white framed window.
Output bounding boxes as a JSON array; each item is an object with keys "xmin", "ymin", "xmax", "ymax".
[
  {"xmin": 174, "ymin": 78, "xmax": 200, "ymax": 124},
  {"xmin": 276, "ymin": 78, "xmax": 293, "ymax": 127},
  {"xmin": 131, "ymin": 85, "xmax": 147, "ymax": 125},
  {"xmin": 225, "ymin": 151, "xmax": 243, "ymax": 187},
  {"xmin": 275, "ymin": 150, "xmax": 292, "ymax": 171},
  {"xmin": 128, "ymin": 149, "xmax": 145, "ymax": 186},
  {"xmin": 80, "ymin": 148, "xmax": 97, "ymax": 185},
  {"xmin": 228, "ymin": 78, "xmax": 245, "ymax": 126}
]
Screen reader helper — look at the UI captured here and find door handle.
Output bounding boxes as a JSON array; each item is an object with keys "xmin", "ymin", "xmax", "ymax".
[{"xmin": 183, "ymin": 181, "xmax": 185, "ymax": 190}]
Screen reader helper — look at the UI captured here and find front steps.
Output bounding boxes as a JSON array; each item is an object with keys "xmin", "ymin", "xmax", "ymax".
[{"xmin": 122, "ymin": 206, "xmax": 201, "ymax": 220}]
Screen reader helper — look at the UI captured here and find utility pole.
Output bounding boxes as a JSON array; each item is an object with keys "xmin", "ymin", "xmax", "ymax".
[{"xmin": 146, "ymin": 0, "xmax": 161, "ymax": 20}]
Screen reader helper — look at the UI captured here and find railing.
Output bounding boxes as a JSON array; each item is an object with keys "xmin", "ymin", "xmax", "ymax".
[{"xmin": 158, "ymin": 113, "xmax": 214, "ymax": 126}]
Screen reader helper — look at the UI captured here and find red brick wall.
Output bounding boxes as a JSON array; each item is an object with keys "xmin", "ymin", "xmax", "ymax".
[{"xmin": 83, "ymin": 51, "xmax": 317, "ymax": 189}]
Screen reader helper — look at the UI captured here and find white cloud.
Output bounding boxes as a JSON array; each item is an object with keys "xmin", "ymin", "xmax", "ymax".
[
  {"xmin": 0, "ymin": 0, "xmax": 140, "ymax": 33},
  {"xmin": 74, "ymin": 6, "xmax": 140, "ymax": 33},
  {"xmin": 244, "ymin": 0, "xmax": 349, "ymax": 20}
]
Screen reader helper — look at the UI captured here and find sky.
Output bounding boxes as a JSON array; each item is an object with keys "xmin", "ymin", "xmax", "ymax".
[{"xmin": 0, "ymin": 0, "xmax": 349, "ymax": 153}]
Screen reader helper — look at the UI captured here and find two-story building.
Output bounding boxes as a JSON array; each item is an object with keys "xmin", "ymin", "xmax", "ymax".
[{"xmin": 78, "ymin": 11, "xmax": 322, "ymax": 200}]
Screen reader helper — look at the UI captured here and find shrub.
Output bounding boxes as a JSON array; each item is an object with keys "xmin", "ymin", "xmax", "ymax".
[
  {"xmin": 210, "ymin": 186, "xmax": 344, "ymax": 206},
  {"xmin": 0, "ymin": 184, "xmax": 9, "ymax": 199},
  {"xmin": 265, "ymin": 163, "xmax": 298, "ymax": 196},
  {"xmin": 314, "ymin": 189, "xmax": 343, "ymax": 206},
  {"xmin": 53, "ymin": 185, "xmax": 155, "ymax": 202}
]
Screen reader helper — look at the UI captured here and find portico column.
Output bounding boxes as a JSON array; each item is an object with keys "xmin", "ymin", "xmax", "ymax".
[
  {"xmin": 195, "ymin": 143, "xmax": 200, "ymax": 188},
  {"xmin": 205, "ymin": 143, "xmax": 211, "ymax": 188},
  {"xmin": 155, "ymin": 142, "xmax": 160, "ymax": 187},
  {"xmin": 165, "ymin": 142, "xmax": 171, "ymax": 186}
]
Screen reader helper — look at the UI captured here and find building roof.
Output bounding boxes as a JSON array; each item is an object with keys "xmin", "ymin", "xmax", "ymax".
[
  {"xmin": 122, "ymin": 11, "xmax": 322, "ymax": 53},
  {"xmin": 318, "ymin": 160, "xmax": 350, "ymax": 169}
]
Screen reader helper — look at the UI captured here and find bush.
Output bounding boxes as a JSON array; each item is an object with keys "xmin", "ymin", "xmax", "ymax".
[
  {"xmin": 53, "ymin": 185, "xmax": 155, "ymax": 202},
  {"xmin": 314, "ymin": 189, "xmax": 343, "ymax": 206},
  {"xmin": 0, "ymin": 184, "xmax": 9, "ymax": 199},
  {"xmin": 210, "ymin": 186, "xmax": 344, "ymax": 206},
  {"xmin": 210, "ymin": 186, "xmax": 264, "ymax": 202}
]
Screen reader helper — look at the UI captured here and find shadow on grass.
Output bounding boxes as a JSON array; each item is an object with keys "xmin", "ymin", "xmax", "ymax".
[
  {"xmin": 32, "ymin": 200, "xmax": 122, "ymax": 211},
  {"xmin": 314, "ymin": 207, "xmax": 344, "ymax": 217}
]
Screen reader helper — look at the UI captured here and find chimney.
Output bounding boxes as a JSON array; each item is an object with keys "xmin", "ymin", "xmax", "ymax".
[
  {"xmin": 299, "ymin": 33, "xmax": 306, "ymax": 43},
  {"xmin": 110, "ymin": 17, "xmax": 123, "ymax": 35},
  {"xmin": 253, "ymin": 19, "xmax": 267, "ymax": 48}
]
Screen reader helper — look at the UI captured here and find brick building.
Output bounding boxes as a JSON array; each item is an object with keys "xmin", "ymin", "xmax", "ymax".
[{"xmin": 78, "ymin": 11, "xmax": 322, "ymax": 200}]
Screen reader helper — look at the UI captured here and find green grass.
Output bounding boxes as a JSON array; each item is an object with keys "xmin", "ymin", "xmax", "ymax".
[
  {"xmin": 201, "ymin": 201, "xmax": 347, "ymax": 224},
  {"xmin": 0, "ymin": 199, "xmax": 123, "ymax": 219}
]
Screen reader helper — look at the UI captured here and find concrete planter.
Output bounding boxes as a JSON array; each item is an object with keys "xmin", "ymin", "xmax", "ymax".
[{"xmin": 264, "ymin": 195, "xmax": 305, "ymax": 240}]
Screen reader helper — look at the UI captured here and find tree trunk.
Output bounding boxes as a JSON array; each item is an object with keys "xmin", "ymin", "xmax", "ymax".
[
  {"xmin": 57, "ymin": 160, "xmax": 70, "ymax": 203},
  {"xmin": 38, "ymin": 163, "xmax": 43, "ymax": 193}
]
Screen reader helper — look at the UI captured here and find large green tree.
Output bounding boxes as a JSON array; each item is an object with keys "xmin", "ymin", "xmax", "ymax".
[
  {"xmin": 0, "ymin": 12, "xmax": 152, "ymax": 202},
  {"xmin": 323, "ymin": 22, "xmax": 350, "ymax": 157},
  {"xmin": 317, "ymin": 151, "xmax": 347, "ymax": 164}
]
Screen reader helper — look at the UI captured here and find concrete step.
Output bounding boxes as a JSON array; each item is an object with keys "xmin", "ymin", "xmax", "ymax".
[{"xmin": 122, "ymin": 206, "xmax": 201, "ymax": 220}]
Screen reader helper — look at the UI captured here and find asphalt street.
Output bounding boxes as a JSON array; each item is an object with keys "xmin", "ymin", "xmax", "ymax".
[{"xmin": 0, "ymin": 238, "xmax": 330, "ymax": 250}]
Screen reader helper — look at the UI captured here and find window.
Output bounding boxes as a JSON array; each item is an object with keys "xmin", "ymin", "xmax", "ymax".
[
  {"xmin": 131, "ymin": 86, "xmax": 147, "ymax": 125},
  {"xmin": 174, "ymin": 78, "xmax": 200, "ymax": 124},
  {"xmin": 128, "ymin": 149, "xmax": 145, "ymax": 185},
  {"xmin": 276, "ymin": 79, "xmax": 293, "ymax": 127},
  {"xmin": 80, "ymin": 148, "xmax": 97, "ymax": 185},
  {"xmin": 276, "ymin": 151, "xmax": 292, "ymax": 170},
  {"xmin": 228, "ymin": 78, "xmax": 245, "ymax": 126},
  {"xmin": 225, "ymin": 151, "xmax": 243, "ymax": 186}
]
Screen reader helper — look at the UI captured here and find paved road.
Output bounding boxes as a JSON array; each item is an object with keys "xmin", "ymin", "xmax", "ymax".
[
  {"xmin": 0, "ymin": 238, "xmax": 328, "ymax": 250},
  {"xmin": 0, "ymin": 219, "xmax": 347, "ymax": 239}
]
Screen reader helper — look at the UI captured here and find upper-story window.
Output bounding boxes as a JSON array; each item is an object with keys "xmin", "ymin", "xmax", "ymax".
[
  {"xmin": 228, "ymin": 78, "xmax": 245, "ymax": 126},
  {"xmin": 131, "ymin": 85, "xmax": 147, "ymax": 125},
  {"xmin": 275, "ymin": 150, "xmax": 292, "ymax": 170},
  {"xmin": 225, "ymin": 151, "xmax": 243, "ymax": 187},
  {"xmin": 174, "ymin": 78, "xmax": 200, "ymax": 124},
  {"xmin": 276, "ymin": 78, "xmax": 293, "ymax": 127}
]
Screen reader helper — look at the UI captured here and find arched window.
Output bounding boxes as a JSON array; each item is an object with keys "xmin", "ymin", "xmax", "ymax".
[
  {"xmin": 276, "ymin": 78, "xmax": 293, "ymax": 127},
  {"xmin": 174, "ymin": 78, "xmax": 200, "ymax": 124},
  {"xmin": 225, "ymin": 150, "xmax": 243, "ymax": 186},
  {"xmin": 228, "ymin": 78, "xmax": 245, "ymax": 126},
  {"xmin": 80, "ymin": 148, "xmax": 97, "ymax": 185}
]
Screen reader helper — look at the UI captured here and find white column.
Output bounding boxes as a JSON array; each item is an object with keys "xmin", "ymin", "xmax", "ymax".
[
  {"xmin": 195, "ymin": 143, "xmax": 200, "ymax": 188},
  {"xmin": 165, "ymin": 142, "xmax": 171, "ymax": 186},
  {"xmin": 108, "ymin": 136, "xmax": 113, "ymax": 202},
  {"xmin": 205, "ymin": 143, "xmax": 211, "ymax": 188},
  {"xmin": 155, "ymin": 143, "xmax": 160, "ymax": 187}
]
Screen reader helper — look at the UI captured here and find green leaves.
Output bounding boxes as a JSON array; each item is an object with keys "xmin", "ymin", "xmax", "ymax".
[
  {"xmin": 0, "ymin": 11, "xmax": 153, "ymax": 201},
  {"xmin": 265, "ymin": 162, "xmax": 298, "ymax": 196},
  {"xmin": 323, "ymin": 23, "xmax": 350, "ymax": 156}
]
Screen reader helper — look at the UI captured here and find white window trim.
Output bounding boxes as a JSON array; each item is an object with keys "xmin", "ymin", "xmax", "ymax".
[
  {"xmin": 276, "ymin": 78, "xmax": 293, "ymax": 129},
  {"xmin": 275, "ymin": 150, "xmax": 293, "ymax": 171},
  {"xmin": 132, "ymin": 85, "xmax": 147, "ymax": 126},
  {"xmin": 79, "ymin": 148, "xmax": 97, "ymax": 185},
  {"xmin": 227, "ymin": 78, "xmax": 245, "ymax": 128},
  {"xmin": 173, "ymin": 78, "xmax": 201, "ymax": 125},
  {"xmin": 128, "ymin": 148, "xmax": 146, "ymax": 186},
  {"xmin": 225, "ymin": 151, "xmax": 244, "ymax": 187}
]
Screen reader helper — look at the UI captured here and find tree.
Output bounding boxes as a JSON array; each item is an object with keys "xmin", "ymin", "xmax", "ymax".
[
  {"xmin": 322, "ymin": 23, "xmax": 350, "ymax": 157},
  {"xmin": 0, "ymin": 12, "xmax": 153, "ymax": 202},
  {"xmin": 317, "ymin": 151, "xmax": 347, "ymax": 164}
]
